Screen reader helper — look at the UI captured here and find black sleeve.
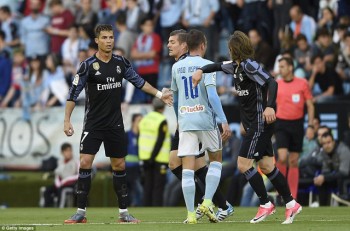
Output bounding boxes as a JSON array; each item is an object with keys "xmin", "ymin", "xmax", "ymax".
[
  {"xmin": 199, "ymin": 62, "xmax": 224, "ymax": 73},
  {"xmin": 150, "ymin": 120, "xmax": 167, "ymax": 161},
  {"xmin": 266, "ymin": 78, "xmax": 278, "ymax": 108}
]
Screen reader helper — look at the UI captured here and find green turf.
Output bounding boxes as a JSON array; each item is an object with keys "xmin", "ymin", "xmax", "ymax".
[{"xmin": 0, "ymin": 207, "xmax": 349, "ymax": 231}]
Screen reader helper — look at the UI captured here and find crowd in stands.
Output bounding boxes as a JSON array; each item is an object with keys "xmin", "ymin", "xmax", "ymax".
[
  {"xmin": 1, "ymin": 0, "xmax": 350, "ymax": 207},
  {"xmin": 1, "ymin": 0, "xmax": 350, "ymax": 112}
]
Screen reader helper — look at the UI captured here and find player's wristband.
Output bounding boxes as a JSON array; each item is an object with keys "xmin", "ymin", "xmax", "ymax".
[{"xmin": 155, "ymin": 90, "xmax": 163, "ymax": 99}]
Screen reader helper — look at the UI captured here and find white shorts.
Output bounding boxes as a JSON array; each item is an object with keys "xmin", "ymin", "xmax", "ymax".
[{"xmin": 177, "ymin": 128, "xmax": 222, "ymax": 157}]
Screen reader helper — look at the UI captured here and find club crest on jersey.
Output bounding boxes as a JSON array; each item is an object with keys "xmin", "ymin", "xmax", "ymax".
[
  {"xmin": 93, "ymin": 62, "xmax": 100, "ymax": 70},
  {"xmin": 116, "ymin": 66, "xmax": 121, "ymax": 74},
  {"xmin": 72, "ymin": 74, "xmax": 79, "ymax": 86}
]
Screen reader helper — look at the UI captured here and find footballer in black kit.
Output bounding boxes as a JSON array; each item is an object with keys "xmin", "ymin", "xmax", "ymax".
[
  {"xmin": 63, "ymin": 24, "xmax": 172, "ymax": 224},
  {"xmin": 203, "ymin": 59, "xmax": 277, "ymax": 160},
  {"xmin": 191, "ymin": 31, "xmax": 302, "ymax": 224},
  {"xmin": 68, "ymin": 54, "xmax": 145, "ymax": 157}
]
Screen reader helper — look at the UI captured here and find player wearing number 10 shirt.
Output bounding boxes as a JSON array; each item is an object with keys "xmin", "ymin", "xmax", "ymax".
[{"xmin": 170, "ymin": 29, "xmax": 231, "ymax": 224}]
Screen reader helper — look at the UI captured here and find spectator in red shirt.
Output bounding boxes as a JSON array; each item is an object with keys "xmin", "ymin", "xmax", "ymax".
[
  {"xmin": 275, "ymin": 57, "xmax": 315, "ymax": 199},
  {"xmin": 45, "ymin": 0, "xmax": 74, "ymax": 55},
  {"xmin": 131, "ymin": 16, "xmax": 162, "ymax": 102}
]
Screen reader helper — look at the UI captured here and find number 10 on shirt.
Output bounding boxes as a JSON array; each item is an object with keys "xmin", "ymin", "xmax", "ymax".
[{"xmin": 182, "ymin": 76, "xmax": 198, "ymax": 99}]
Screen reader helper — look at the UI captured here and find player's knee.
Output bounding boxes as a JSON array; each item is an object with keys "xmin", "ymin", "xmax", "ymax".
[
  {"xmin": 288, "ymin": 158, "xmax": 299, "ymax": 167},
  {"xmin": 111, "ymin": 161, "xmax": 125, "ymax": 171},
  {"xmin": 237, "ymin": 161, "xmax": 250, "ymax": 173},
  {"xmin": 80, "ymin": 158, "xmax": 93, "ymax": 169},
  {"xmin": 259, "ymin": 164, "xmax": 274, "ymax": 175}
]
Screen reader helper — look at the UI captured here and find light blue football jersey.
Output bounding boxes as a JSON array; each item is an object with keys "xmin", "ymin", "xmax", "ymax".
[{"xmin": 171, "ymin": 56, "xmax": 217, "ymax": 132}]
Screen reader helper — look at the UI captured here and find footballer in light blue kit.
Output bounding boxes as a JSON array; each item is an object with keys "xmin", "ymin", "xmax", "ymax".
[
  {"xmin": 171, "ymin": 56, "xmax": 218, "ymax": 132},
  {"xmin": 170, "ymin": 29, "xmax": 231, "ymax": 224}
]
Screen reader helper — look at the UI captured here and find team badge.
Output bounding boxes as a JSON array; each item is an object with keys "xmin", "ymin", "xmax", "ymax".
[
  {"xmin": 116, "ymin": 66, "xmax": 121, "ymax": 74},
  {"xmin": 93, "ymin": 62, "xmax": 100, "ymax": 70},
  {"xmin": 72, "ymin": 74, "xmax": 79, "ymax": 86}
]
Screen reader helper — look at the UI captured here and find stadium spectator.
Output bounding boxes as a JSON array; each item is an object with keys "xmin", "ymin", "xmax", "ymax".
[
  {"xmin": 0, "ymin": 5, "xmax": 19, "ymax": 49},
  {"xmin": 20, "ymin": 0, "xmax": 50, "ymax": 60},
  {"xmin": 75, "ymin": 0, "xmax": 98, "ymax": 39},
  {"xmin": 289, "ymin": 5, "xmax": 316, "ymax": 45},
  {"xmin": 0, "ymin": 0, "xmax": 21, "ymax": 15},
  {"xmin": 314, "ymin": 132, "xmax": 350, "ymax": 206},
  {"xmin": 40, "ymin": 142, "xmax": 79, "ymax": 207},
  {"xmin": 0, "ymin": 48, "xmax": 27, "ymax": 108},
  {"xmin": 20, "ymin": 55, "xmax": 45, "ymax": 119},
  {"xmin": 309, "ymin": 54, "xmax": 344, "ymax": 102},
  {"xmin": 0, "ymin": 34, "xmax": 11, "ymax": 104},
  {"xmin": 125, "ymin": 0, "xmax": 146, "ymax": 33},
  {"xmin": 270, "ymin": 0, "xmax": 293, "ymax": 50},
  {"xmin": 125, "ymin": 113, "xmax": 143, "ymax": 207},
  {"xmin": 0, "ymin": 29, "xmax": 10, "ymax": 58},
  {"xmin": 299, "ymin": 125, "xmax": 332, "ymax": 184},
  {"xmin": 98, "ymin": 0, "xmax": 123, "ymax": 39},
  {"xmin": 181, "ymin": 0, "xmax": 219, "ymax": 61},
  {"xmin": 41, "ymin": 54, "xmax": 68, "ymax": 107},
  {"xmin": 311, "ymin": 28, "xmax": 338, "ymax": 68},
  {"xmin": 236, "ymin": 0, "xmax": 272, "ymax": 44},
  {"xmin": 45, "ymin": 0, "xmax": 74, "ymax": 55},
  {"xmin": 138, "ymin": 98, "xmax": 170, "ymax": 206},
  {"xmin": 317, "ymin": 7, "xmax": 336, "ymax": 35},
  {"xmin": 275, "ymin": 57, "xmax": 314, "ymax": 199},
  {"xmin": 115, "ymin": 12, "xmax": 137, "ymax": 60},
  {"xmin": 336, "ymin": 31, "xmax": 350, "ymax": 95},
  {"xmin": 248, "ymin": 29, "xmax": 274, "ymax": 70},
  {"xmin": 294, "ymin": 34, "xmax": 313, "ymax": 75},
  {"xmin": 158, "ymin": 0, "xmax": 183, "ymax": 46},
  {"xmin": 77, "ymin": 25, "xmax": 91, "ymax": 51},
  {"xmin": 131, "ymin": 17, "xmax": 162, "ymax": 103},
  {"xmin": 343, "ymin": 113, "xmax": 350, "ymax": 148},
  {"xmin": 61, "ymin": 25, "xmax": 79, "ymax": 80}
]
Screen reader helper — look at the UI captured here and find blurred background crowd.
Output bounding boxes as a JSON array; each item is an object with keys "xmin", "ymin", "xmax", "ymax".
[
  {"xmin": 1, "ymin": 0, "xmax": 350, "ymax": 113},
  {"xmin": 1, "ymin": 0, "xmax": 350, "ymax": 208}
]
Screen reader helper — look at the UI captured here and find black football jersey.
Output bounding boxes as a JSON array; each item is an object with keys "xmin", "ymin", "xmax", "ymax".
[
  {"xmin": 221, "ymin": 59, "xmax": 275, "ymax": 131},
  {"xmin": 68, "ymin": 54, "xmax": 145, "ymax": 130}
]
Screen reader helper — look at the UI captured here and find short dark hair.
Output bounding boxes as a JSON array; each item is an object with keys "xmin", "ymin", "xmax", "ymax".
[
  {"xmin": 131, "ymin": 113, "xmax": 142, "ymax": 123},
  {"xmin": 321, "ymin": 132, "xmax": 334, "ymax": 141},
  {"xmin": 311, "ymin": 54, "xmax": 324, "ymax": 64},
  {"xmin": 186, "ymin": 29, "xmax": 206, "ymax": 51},
  {"xmin": 278, "ymin": 57, "xmax": 294, "ymax": 67},
  {"xmin": 316, "ymin": 27, "xmax": 330, "ymax": 39},
  {"xmin": 88, "ymin": 41, "xmax": 98, "ymax": 50},
  {"xmin": 116, "ymin": 12, "xmax": 127, "ymax": 25},
  {"xmin": 95, "ymin": 24, "xmax": 113, "ymax": 38},
  {"xmin": 49, "ymin": 0, "xmax": 63, "ymax": 7},
  {"xmin": 295, "ymin": 33, "xmax": 307, "ymax": 43},
  {"xmin": 169, "ymin": 29, "xmax": 187, "ymax": 44},
  {"xmin": 228, "ymin": 30, "xmax": 255, "ymax": 61},
  {"xmin": 140, "ymin": 16, "xmax": 153, "ymax": 26},
  {"xmin": 61, "ymin": 142, "xmax": 72, "ymax": 152},
  {"xmin": 0, "ymin": 5, "xmax": 11, "ymax": 14}
]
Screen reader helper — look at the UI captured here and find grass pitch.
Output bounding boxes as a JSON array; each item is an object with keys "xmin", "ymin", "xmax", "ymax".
[{"xmin": 0, "ymin": 207, "xmax": 349, "ymax": 231}]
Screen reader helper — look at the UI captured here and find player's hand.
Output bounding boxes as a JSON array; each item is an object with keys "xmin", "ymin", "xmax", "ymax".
[
  {"xmin": 263, "ymin": 107, "xmax": 276, "ymax": 124},
  {"xmin": 64, "ymin": 121, "xmax": 74, "ymax": 136},
  {"xmin": 192, "ymin": 69, "xmax": 203, "ymax": 88},
  {"xmin": 221, "ymin": 123, "xmax": 232, "ymax": 142},
  {"xmin": 161, "ymin": 88, "xmax": 173, "ymax": 106},
  {"xmin": 313, "ymin": 175, "xmax": 325, "ymax": 186}
]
